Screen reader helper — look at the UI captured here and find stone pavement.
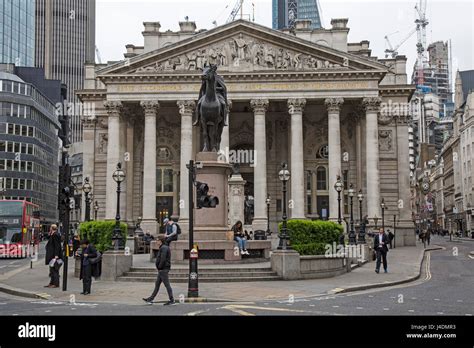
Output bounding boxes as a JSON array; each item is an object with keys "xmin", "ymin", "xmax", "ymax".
[{"xmin": 0, "ymin": 242, "xmax": 439, "ymax": 305}]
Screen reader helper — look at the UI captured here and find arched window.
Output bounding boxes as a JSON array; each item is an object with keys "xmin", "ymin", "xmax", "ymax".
[{"xmin": 316, "ymin": 166, "xmax": 327, "ymax": 190}]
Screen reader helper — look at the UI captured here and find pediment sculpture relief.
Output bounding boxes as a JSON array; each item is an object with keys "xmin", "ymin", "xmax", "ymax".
[{"xmin": 135, "ymin": 34, "xmax": 349, "ymax": 73}]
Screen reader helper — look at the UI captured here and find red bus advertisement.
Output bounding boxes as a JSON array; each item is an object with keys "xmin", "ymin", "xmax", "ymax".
[{"xmin": 0, "ymin": 200, "xmax": 40, "ymax": 258}]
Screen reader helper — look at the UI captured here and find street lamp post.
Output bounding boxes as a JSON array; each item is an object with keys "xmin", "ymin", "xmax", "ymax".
[
  {"xmin": 357, "ymin": 189, "xmax": 365, "ymax": 243},
  {"xmin": 381, "ymin": 198, "xmax": 386, "ymax": 232},
  {"xmin": 94, "ymin": 200, "xmax": 99, "ymax": 221},
  {"xmin": 278, "ymin": 163, "xmax": 291, "ymax": 250},
  {"xmin": 348, "ymin": 184, "xmax": 356, "ymax": 244},
  {"xmin": 373, "ymin": 215, "xmax": 379, "ymax": 230},
  {"xmin": 266, "ymin": 195, "xmax": 271, "ymax": 236},
  {"xmin": 112, "ymin": 162, "xmax": 125, "ymax": 250},
  {"xmin": 334, "ymin": 175, "xmax": 344, "ymax": 225},
  {"xmin": 82, "ymin": 177, "xmax": 92, "ymax": 222}
]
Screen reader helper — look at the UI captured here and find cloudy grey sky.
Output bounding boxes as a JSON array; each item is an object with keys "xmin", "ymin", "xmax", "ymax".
[{"xmin": 96, "ymin": 0, "xmax": 473, "ymax": 78}]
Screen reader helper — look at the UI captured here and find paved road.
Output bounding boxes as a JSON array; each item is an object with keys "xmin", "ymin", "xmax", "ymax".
[
  {"xmin": 0, "ymin": 237, "xmax": 472, "ymax": 316},
  {"xmin": 0, "ymin": 242, "xmax": 45, "ymax": 277}
]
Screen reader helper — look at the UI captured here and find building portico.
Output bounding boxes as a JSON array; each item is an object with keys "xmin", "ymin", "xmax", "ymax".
[{"xmin": 77, "ymin": 19, "xmax": 415, "ymax": 247}]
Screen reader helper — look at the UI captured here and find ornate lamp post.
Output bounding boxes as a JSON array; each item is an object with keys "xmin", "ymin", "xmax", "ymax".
[
  {"xmin": 348, "ymin": 183, "xmax": 356, "ymax": 244},
  {"xmin": 357, "ymin": 189, "xmax": 366, "ymax": 243},
  {"xmin": 112, "ymin": 162, "xmax": 126, "ymax": 250},
  {"xmin": 334, "ymin": 175, "xmax": 344, "ymax": 225},
  {"xmin": 93, "ymin": 200, "xmax": 99, "ymax": 221},
  {"xmin": 82, "ymin": 177, "xmax": 92, "ymax": 222},
  {"xmin": 266, "ymin": 195, "xmax": 271, "ymax": 236},
  {"xmin": 381, "ymin": 198, "xmax": 386, "ymax": 232},
  {"xmin": 278, "ymin": 163, "xmax": 291, "ymax": 250}
]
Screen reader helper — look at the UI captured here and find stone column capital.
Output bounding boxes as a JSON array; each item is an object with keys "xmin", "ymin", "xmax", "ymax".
[
  {"xmin": 250, "ymin": 98, "xmax": 269, "ymax": 113},
  {"xmin": 324, "ymin": 97, "xmax": 344, "ymax": 112},
  {"xmin": 104, "ymin": 101, "xmax": 123, "ymax": 116},
  {"xmin": 177, "ymin": 100, "xmax": 196, "ymax": 116},
  {"xmin": 362, "ymin": 97, "xmax": 382, "ymax": 112},
  {"xmin": 140, "ymin": 100, "xmax": 160, "ymax": 116},
  {"xmin": 288, "ymin": 98, "xmax": 306, "ymax": 114}
]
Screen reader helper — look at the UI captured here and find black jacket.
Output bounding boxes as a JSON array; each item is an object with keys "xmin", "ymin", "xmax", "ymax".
[
  {"xmin": 155, "ymin": 244, "xmax": 171, "ymax": 271},
  {"xmin": 79, "ymin": 244, "xmax": 101, "ymax": 279},
  {"xmin": 373, "ymin": 233, "xmax": 389, "ymax": 253},
  {"xmin": 45, "ymin": 232, "xmax": 62, "ymax": 265}
]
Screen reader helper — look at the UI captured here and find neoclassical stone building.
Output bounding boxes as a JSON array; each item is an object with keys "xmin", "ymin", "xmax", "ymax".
[{"xmin": 77, "ymin": 19, "xmax": 415, "ymax": 246}]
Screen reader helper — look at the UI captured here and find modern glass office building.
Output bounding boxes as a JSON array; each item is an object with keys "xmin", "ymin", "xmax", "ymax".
[
  {"xmin": 0, "ymin": 64, "xmax": 61, "ymax": 223},
  {"xmin": 0, "ymin": 0, "xmax": 36, "ymax": 67},
  {"xmin": 272, "ymin": 0, "xmax": 322, "ymax": 30}
]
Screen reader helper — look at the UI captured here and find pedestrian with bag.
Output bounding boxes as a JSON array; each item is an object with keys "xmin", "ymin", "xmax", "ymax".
[
  {"xmin": 143, "ymin": 235, "xmax": 175, "ymax": 305},
  {"xmin": 374, "ymin": 228, "xmax": 389, "ymax": 274},
  {"xmin": 387, "ymin": 229, "xmax": 394, "ymax": 249},
  {"xmin": 44, "ymin": 224, "xmax": 62, "ymax": 288},
  {"xmin": 232, "ymin": 220, "xmax": 249, "ymax": 255},
  {"xmin": 77, "ymin": 239, "xmax": 101, "ymax": 295}
]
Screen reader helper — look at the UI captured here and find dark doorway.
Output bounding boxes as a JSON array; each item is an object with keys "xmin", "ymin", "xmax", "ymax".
[
  {"xmin": 156, "ymin": 196, "xmax": 173, "ymax": 233},
  {"xmin": 317, "ymin": 196, "xmax": 329, "ymax": 220}
]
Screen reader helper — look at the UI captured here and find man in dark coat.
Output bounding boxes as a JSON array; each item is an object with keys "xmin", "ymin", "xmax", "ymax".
[
  {"xmin": 143, "ymin": 235, "xmax": 175, "ymax": 305},
  {"xmin": 44, "ymin": 224, "xmax": 62, "ymax": 288},
  {"xmin": 373, "ymin": 227, "xmax": 390, "ymax": 274},
  {"xmin": 77, "ymin": 239, "xmax": 99, "ymax": 295}
]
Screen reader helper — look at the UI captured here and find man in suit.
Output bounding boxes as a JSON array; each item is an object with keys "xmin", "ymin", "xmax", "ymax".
[
  {"xmin": 374, "ymin": 227, "xmax": 389, "ymax": 273},
  {"xmin": 77, "ymin": 239, "xmax": 99, "ymax": 295}
]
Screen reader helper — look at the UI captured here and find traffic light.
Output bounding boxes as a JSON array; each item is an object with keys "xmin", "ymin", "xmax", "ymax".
[{"xmin": 195, "ymin": 181, "xmax": 219, "ymax": 208}]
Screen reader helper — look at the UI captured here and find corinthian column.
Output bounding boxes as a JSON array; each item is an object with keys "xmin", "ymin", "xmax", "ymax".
[
  {"xmin": 363, "ymin": 97, "xmax": 382, "ymax": 223},
  {"xmin": 325, "ymin": 97, "xmax": 344, "ymax": 220},
  {"xmin": 219, "ymin": 100, "xmax": 232, "ymax": 161},
  {"xmin": 177, "ymin": 100, "xmax": 195, "ymax": 233},
  {"xmin": 104, "ymin": 101, "xmax": 123, "ymax": 220},
  {"xmin": 250, "ymin": 98, "xmax": 269, "ymax": 231},
  {"xmin": 140, "ymin": 101, "xmax": 159, "ymax": 235},
  {"xmin": 288, "ymin": 98, "xmax": 306, "ymax": 219}
]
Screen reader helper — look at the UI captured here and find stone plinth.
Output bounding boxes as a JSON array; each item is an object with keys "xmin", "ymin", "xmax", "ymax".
[
  {"xmin": 271, "ymin": 249, "xmax": 301, "ymax": 280},
  {"xmin": 228, "ymin": 173, "xmax": 246, "ymax": 227},
  {"xmin": 101, "ymin": 250, "xmax": 132, "ymax": 281},
  {"xmin": 194, "ymin": 152, "xmax": 233, "ymax": 239}
]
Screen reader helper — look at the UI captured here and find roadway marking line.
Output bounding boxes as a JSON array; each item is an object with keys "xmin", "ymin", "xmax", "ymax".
[
  {"xmin": 437, "ymin": 312, "xmax": 444, "ymax": 315},
  {"xmin": 71, "ymin": 308, "xmax": 76, "ymax": 311},
  {"xmin": 309, "ymin": 304, "xmax": 315, "ymax": 307},
  {"xmin": 356, "ymin": 307, "xmax": 364, "ymax": 309},
  {"xmin": 45, "ymin": 310, "xmax": 51, "ymax": 313},
  {"xmin": 424, "ymin": 253, "xmax": 432, "ymax": 281},
  {"xmin": 457, "ymin": 300, "xmax": 463, "ymax": 303},
  {"xmin": 434, "ymin": 298, "xmax": 440, "ymax": 301},
  {"xmin": 220, "ymin": 304, "xmax": 312, "ymax": 316},
  {"xmin": 411, "ymin": 297, "xmax": 417, "ymax": 300},
  {"xmin": 186, "ymin": 309, "xmax": 210, "ymax": 316},
  {"xmin": 12, "ymin": 314, "xmax": 18, "ymax": 316},
  {"xmin": 408, "ymin": 310, "xmax": 415, "ymax": 313},
  {"xmin": 466, "ymin": 314, "xmax": 473, "ymax": 316},
  {"xmin": 332, "ymin": 305, "xmax": 339, "ymax": 308},
  {"xmin": 383, "ymin": 308, "xmax": 390, "ymax": 311},
  {"xmin": 0, "ymin": 303, "xmax": 6, "ymax": 305}
]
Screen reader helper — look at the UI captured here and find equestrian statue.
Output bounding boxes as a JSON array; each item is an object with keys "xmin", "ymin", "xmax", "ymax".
[{"xmin": 193, "ymin": 63, "xmax": 228, "ymax": 152}]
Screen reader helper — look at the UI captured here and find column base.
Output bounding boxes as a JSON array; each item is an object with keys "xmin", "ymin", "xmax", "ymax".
[
  {"xmin": 252, "ymin": 217, "xmax": 268, "ymax": 232},
  {"xmin": 141, "ymin": 219, "xmax": 157, "ymax": 236}
]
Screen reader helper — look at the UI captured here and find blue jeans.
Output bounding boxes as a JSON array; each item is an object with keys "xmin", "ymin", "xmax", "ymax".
[{"xmin": 234, "ymin": 237, "xmax": 247, "ymax": 250}]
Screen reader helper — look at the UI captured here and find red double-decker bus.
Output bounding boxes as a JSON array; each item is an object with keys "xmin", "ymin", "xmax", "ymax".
[{"xmin": 0, "ymin": 200, "xmax": 40, "ymax": 258}]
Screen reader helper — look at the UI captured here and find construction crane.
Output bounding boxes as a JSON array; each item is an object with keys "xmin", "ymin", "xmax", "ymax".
[
  {"xmin": 384, "ymin": 28, "xmax": 416, "ymax": 58},
  {"xmin": 226, "ymin": 0, "xmax": 244, "ymax": 23},
  {"xmin": 414, "ymin": 0, "xmax": 429, "ymax": 86}
]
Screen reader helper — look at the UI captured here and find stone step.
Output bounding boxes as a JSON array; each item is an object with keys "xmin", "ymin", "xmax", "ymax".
[
  {"xmin": 122, "ymin": 271, "xmax": 277, "ymax": 278},
  {"xmin": 118, "ymin": 275, "xmax": 282, "ymax": 283},
  {"xmin": 129, "ymin": 267, "xmax": 273, "ymax": 274}
]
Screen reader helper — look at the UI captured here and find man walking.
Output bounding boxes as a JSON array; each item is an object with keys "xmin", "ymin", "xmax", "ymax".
[
  {"xmin": 44, "ymin": 224, "xmax": 62, "ymax": 288},
  {"xmin": 143, "ymin": 235, "xmax": 175, "ymax": 305},
  {"xmin": 374, "ymin": 227, "xmax": 389, "ymax": 274}
]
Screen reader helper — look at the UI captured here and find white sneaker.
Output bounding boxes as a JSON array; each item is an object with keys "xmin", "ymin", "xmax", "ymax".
[{"xmin": 244, "ymin": 250, "xmax": 250, "ymax": 255}]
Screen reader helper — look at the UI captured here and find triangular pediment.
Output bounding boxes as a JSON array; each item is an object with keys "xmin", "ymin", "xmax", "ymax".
[{"xmin": 98, "ymin": 19, "xmax": 387, "ymax": 77}]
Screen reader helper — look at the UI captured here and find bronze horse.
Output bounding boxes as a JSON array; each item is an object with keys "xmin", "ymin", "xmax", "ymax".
[{"xmin": 193, "ymin": 64, "xmax": 228, "ymax": 152}]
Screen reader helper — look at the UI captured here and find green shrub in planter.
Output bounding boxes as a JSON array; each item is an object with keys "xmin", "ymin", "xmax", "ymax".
[
  {"xmin": 278, "ymin": 219, "xmax": 343, "ymax": 255},
  {"xmin": 78, "ymin": 221, "xmax": 128, "ymax": 252}
]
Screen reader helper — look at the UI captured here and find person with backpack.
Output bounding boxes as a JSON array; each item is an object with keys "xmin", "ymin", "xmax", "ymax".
[
  {"xmin": 163, "ymin": 218, "xmax": 181, "ymax": 245},
  {"xmin": 77, "ymin": 239, "xmax": 100, "ymax": 295}
]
